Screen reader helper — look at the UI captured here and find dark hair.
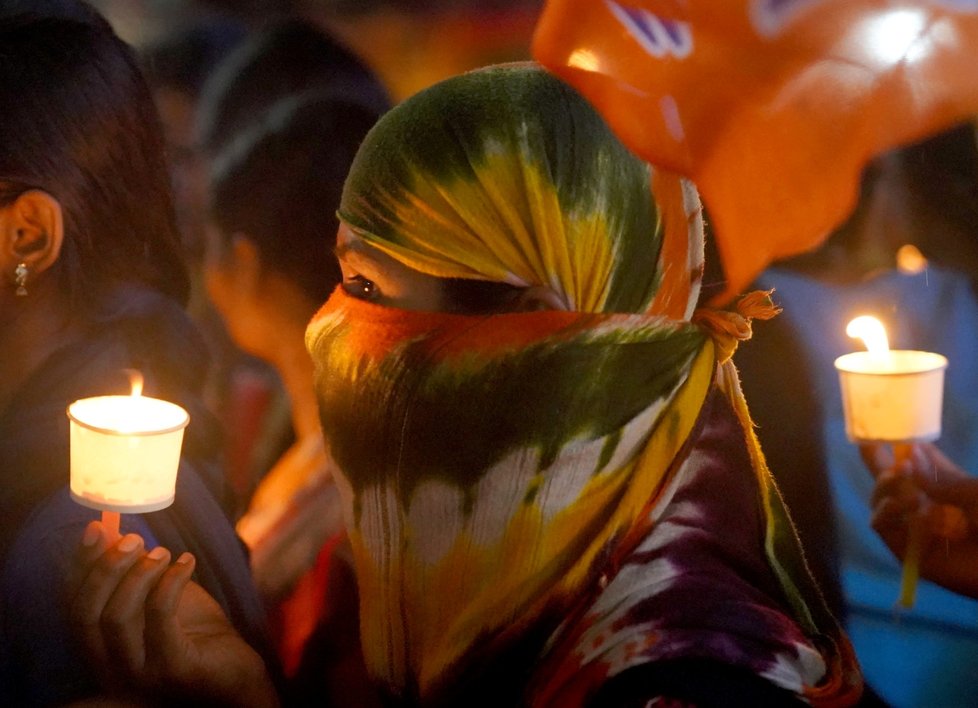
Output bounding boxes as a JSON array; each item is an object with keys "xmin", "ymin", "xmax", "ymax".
[
  {"xmin": 209, "ymin": 92, "xmax": 379, "ymax": 302},
  {"xmin": 140, "ymin": 18, "xmax": 248, "ymax": 100},
  {"xmin": 196, "ymin": 17, "xmax": 391, "ymax": 154},
  {"xmin": 0, "ymin": 4, "xmax": 189, "ymax": 307},
  {"xmin": 0, "ymin": 0, "xmax": 101, "ymax": 23}
]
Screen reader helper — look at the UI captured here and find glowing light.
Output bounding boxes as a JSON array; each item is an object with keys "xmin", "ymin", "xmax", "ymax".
[
  {"xmin": 567, "ymin": 48, "xmax": 600, "ymax": 72},
  {"xmin": 846, "ymin": 315, "xmax": 890, "ymax": 355},
  {"xmin": 836, "ymin": 316, "xmax": 946, "ymax": 443},
  {"xmin": 897, "ymin": 243, "xmax": 928, "ymax": 274},
  {"xmin": 127, "ymin": 368, "xmax": 144, "ymax": 398},
  {"xmin": 864, "ymin": 9, "xmax": 927, "ymax": 65},
  {"xmin": 68, "ymin": 383, "xmax": 189, "ymax": 513}
]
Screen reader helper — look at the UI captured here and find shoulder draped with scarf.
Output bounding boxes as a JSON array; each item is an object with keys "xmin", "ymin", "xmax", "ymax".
[{"xmin": 305, "ymin": 62, "xmax": 861, "ymax": 707}]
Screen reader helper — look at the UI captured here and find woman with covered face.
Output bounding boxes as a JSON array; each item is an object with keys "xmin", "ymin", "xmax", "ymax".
[{"xmin": 70, "ymin": 63, "xmax": 861, "ymax": 707}]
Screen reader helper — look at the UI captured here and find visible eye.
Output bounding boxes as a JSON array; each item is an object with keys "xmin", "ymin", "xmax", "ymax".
[{"xmin": 342, "ymin": 274, "xmax": 379, "ymax": 301}]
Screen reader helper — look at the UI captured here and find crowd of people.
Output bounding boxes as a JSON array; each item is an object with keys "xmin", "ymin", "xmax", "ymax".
[{"xmin": 1, "ymin": 1, "xmax": 977, "ymax": 707}]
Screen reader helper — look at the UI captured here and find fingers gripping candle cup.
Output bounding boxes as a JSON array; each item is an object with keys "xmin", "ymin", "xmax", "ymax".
[
  {"xmin": 835, "ymin": 316, "xmax": 947, "ymax": 608},
  {"xmin": 67, "ymin": 371, "xmax": 190, "ymax": 540}
]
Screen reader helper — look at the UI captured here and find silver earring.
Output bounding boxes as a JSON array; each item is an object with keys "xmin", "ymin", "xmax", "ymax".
[{"xmin": 14, "ymin": 262, "xmax": 27, "ymax": 296}]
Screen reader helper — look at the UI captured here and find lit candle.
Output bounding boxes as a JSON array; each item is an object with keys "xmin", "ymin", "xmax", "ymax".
[
  {"xmin": 834, "ymin": 315, "xmax": 947, "ymax": 607},
  {"xmin": 67, "ymin": 372, "xmax": 189, "ymax": 539},
  {"xmin": 835, "ymin": 316, "xmax": 947, "ymax": 443}
]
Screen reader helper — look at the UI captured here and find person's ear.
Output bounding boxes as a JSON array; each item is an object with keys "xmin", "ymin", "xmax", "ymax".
[
  {"xmin": 0, "ymin": 190, "xmax": 64, "ymax": 282},
  {"xmin": 510, "ymin": 285, "xmax": 568, "ymax": 312}
]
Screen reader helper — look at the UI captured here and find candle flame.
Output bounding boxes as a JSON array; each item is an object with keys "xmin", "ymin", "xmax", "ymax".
[
  {"xmin": 126, "ymin": 369, "xmax": 144, "ymax": 398},
  {"xmin": 896, "ymin": 243, "xmax": 927, "ymax": 274},
  {"xmin": 846, "ymin": 316, "xmax": 890, "ymax": 355}
]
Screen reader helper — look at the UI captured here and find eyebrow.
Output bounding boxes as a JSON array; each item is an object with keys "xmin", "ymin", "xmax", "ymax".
[{"xmin": 332, "ymin": 240, "xmax": 378, "ymax": 265}]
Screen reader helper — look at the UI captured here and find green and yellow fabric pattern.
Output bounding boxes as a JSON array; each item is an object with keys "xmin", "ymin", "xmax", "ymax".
[{"xmin": 306, "ymin": 63, "xmax": 860, "ymax": 706}]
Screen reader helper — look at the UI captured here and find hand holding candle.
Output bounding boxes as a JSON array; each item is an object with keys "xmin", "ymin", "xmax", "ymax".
[
  {"xmin": 864, "ymin": 442, "xmax": 978, "ymax": 601},
  {"xmin": 67, "ymin": 372, "xmax": 189, "ymax": 539},
  {"xmin": 835, "ymin": 316, "xmax": 947, "ymax": 607}
]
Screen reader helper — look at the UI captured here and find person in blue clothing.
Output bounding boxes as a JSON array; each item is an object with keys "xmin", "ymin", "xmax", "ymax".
[
  {"xmin": 737, "ymin": 121, "xmax": 978, "ymax": 708},
  {"xmin": 0, "ymin": 3, "xmax": 275, "ymax": 705}
]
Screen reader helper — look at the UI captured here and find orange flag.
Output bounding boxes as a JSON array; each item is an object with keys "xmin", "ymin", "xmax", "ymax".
[{"xmin": 533, "ymin": 0, "xmax": 978, "ymax": 303}]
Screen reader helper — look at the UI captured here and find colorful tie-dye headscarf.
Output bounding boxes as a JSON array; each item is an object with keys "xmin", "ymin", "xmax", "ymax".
[{"xmin": 306, "ymin": 63, "xmax": 860, "ymax": 706}]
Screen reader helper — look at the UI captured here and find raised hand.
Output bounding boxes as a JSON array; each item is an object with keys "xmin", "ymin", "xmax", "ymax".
[
  {"xmin": 69, "ymin": 521, "xmax": 279, "ymax": 707},
  {"xmin": 861, "ymin": 442, "xmax": 978, "ymax": 600}
]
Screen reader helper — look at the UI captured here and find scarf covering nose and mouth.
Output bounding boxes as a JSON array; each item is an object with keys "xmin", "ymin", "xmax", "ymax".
[{"xmin": 306, "ymin": 63, "xmax": 860, "ymax": 706}]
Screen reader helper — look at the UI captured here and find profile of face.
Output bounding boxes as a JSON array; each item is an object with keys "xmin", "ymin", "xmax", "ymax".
[
  {"xmin": 200, "ymin": 220, "xmax": 422, "ymax": 358},
  {"xmin": 201, "ymin": 222, "xmax": 266, "ymax": 354}
]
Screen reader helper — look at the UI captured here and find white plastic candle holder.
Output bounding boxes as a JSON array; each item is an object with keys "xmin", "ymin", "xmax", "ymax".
[
  {"xmin": 67, "ymin": 395, "xmax": 190, "ymax": 513},
  {"xmin": 834, "ymin": 350, "xmax": 947, "ymax": 443}
]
